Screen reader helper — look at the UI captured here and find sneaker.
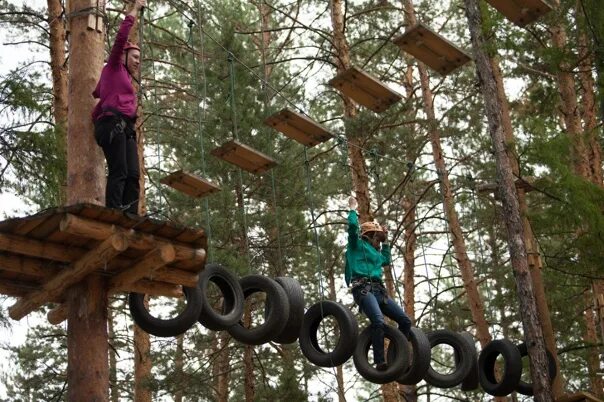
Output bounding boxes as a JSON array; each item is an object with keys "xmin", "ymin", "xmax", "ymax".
[{"xmin": 376, "ymin": 362, "xmax": 388, "ymax": 371}]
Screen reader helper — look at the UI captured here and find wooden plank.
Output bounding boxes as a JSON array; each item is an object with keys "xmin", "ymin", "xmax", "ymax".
[
  {"xmin": 393, "ymin": 23, "xmax": 471, "ymax": 76},
  {"xmin": 160, "ymin": 170, "xmax": 221, "ymax": 198},
  {"xmin": 152, "ymin": 268, "xmax": 199, "ymax": 288},
  {"xmin": 0, "ymin": 280, "xmax": 40, "ymax": 298},
  {"xmin": 264, "ymin": 108, "xmax": 334, "ymax": 147},
  {"xmin": 121, "ymin": 280, "xmax": 184, "ymax": 298},
  {"xmin": 476, "ymin": 177, "xmax": 535, "ymax": 195},
  {"xmin": 485, "ymin": 0, "xmax": 552, "ymax": 27},
  {"xmin": 109, "ymin": 245, "xmax": 175, "ymax": 291},
  {"xmin": 211, "ymin": 140, "xmax": 277, "ymax": 174},
  {"xmin": 8, "ymin": 232, "xmax": 130, "ymax": 320},
  {"xmin": 328, "ymin": 66, "xmax": 402, "ymax": 113}
]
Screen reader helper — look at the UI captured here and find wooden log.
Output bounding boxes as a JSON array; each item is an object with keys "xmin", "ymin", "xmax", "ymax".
[
  {"xmin": 60, "ymin": 214, "xmax": 206, "ymax": 263},
  {"xmin": 121, "ymin": 280, "xmax": 183, "ymax": 298},
  {"xmin": 9, "ymin": 232, "xmax": 129, "ymax": 320},
  {"xmin": 0, "ymin": 232, "xmax": 83, "ymax": 262},
  {"xmin": 0, "ymin": 280, "xmax": 39, "ymax": 298},
  {"xmin": 0, "ymin": 253, "xmax": 60, "ymax": 279},
  {"xmin": 152, "ymin": 268, "xmax": 199, "ymax": 288},
  {"xmin": 109, "ymin": 245, "xmax": 175, "ymax": 291}
]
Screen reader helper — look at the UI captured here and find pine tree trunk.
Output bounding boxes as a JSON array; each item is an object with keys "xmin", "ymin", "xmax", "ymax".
[
  {"xmin": 463, "ymin": 1, "xmax": 553, "ymax": 401},
  {"xmin": 550, "ymin": 1, "xmax": 590, "ymax": 178},
  {"xmin": 595, "ymin": 280, "xmax": 604, "ymax": 347},
  {"xmin": 67, "ymin": 275, "xmax": 109, "ymax": 402},
  {"xmin": 134, "ymin": 296, "xmax": 152, "ymax": 402},
  {"xmin": 66, "ymin": 0, "xmax": 109, "ymax": 399},
  {"xmin": 243, "ymin": 304, "xmax": 255, "ymax": 402},
  {"xmin": 108, "ymin": 302, "xmax": 119, "ymax": 402},
  {"xmin": 216, "ymin": 331, "xmax": 231, "ymax": 402},
  {"xmin": 491, "ymin": 47, "xmax": 565, "ymax": 399},
  {"xmin": 327, "ymin": 262, "xmax": 347, "ymax": 402},
  {"xmin": 329, "ymin": 0, "xmax": 372, "ymax": 222},
  {"xmin": 576, "ymin": 2, "xmax": 603, "ymax": 186},
  {"xmin": 402, "ymin": 0, "xmax": 492, "ymax": 349},
  {"xmin": 583, "ymin": 289, "xmax": 604, "ymax": 399},
  {"xmin": 47, "ymin": 0, "xmax": 68, "ymax": 203},
  {"xmin": 174, "ymin": 334, "xmax": 184, "ymax": 402}
]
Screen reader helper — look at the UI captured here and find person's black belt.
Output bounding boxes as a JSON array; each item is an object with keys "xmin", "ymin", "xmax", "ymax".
[{"xmin": 350, "ymin": 276, "xmax": 382, "ymax": 288}]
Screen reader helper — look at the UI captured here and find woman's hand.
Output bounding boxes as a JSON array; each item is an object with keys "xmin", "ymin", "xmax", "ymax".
[
  {"xmin": 381, "ymin": 225, "xmax": 389, "ymax": 240},
  {"xmin": 348, "ymin": 196, "xmax": 358, "ymax": 211}
]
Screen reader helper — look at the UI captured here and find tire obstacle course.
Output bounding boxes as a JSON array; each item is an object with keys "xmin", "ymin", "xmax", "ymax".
[{"xmin": 127, "ymin": 262, "xmax": 560, "ymax": 397}]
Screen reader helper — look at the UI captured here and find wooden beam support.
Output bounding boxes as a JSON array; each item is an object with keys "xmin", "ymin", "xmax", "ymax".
[
  {"xmin": 60, "ymin": 213, "xmax": 206, "ymax": 263},
  {"xmin": 0, "ymin": 232, "xmax": 83, "ymax": 262},
  {"xmin": 122, "ymin": 280, "xmax": 183, "ymax": 298},
  {"xmin": 9, "ymin": 232, "xmax": 129, "ymax": 320},
  {"xmin": 0, "ymin": 253, "xmax": 61, "ymax": 279},
  {"xmin": 109, "ymin": 245, "xmax": 175, "ymax": 291},
  {"xmin": 0, "ymin": 280, "xmax": 40, "ymax": 298},
  {"xmin": 152, "ymin": 268, "xmax": 199, "ymax": 288}
]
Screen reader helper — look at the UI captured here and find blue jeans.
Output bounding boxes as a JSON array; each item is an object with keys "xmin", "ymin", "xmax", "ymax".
[{"xmin": 352, "ymin": 282, "xmax": 412, "ymax": 365}]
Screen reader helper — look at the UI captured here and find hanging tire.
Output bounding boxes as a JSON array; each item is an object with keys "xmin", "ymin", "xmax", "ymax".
[
  {"xmin": 226, "ymin": 275, "xmax": 289, "ymax": 346},
  {"xmin": 515, "ymin": 342, "xmax": 557, "ymax": 396},
  {"xmin": 390, "ymin": 327, "xmax": 431, "ymax": 385},
  {"xmin": 424, "ymin": 329, "xmax": 474, "ymax": 388},
  {"xmin": 478, "ymin": 339, "xmax": 522, "ymax": 396},
  {"xmin": 299, "ymin": 300, "xmax": 358, "ymax": 367},
  {"xmin": 272, "ymin": 277, "xmax": 305, "ymax": 344},
  {"xmin": 457, "ymin": 331, "xmax": 480, "ymax": 391},
  {"xmin": 129, "ymin": 285, "xmax": 203, "ymax": 337},
  {"xmin": 197, "ymin": 263, "xmax": 244, "ymax": 331},
  {"xmin": 354, "ymin": 324, "xmax": 410, "ymax": 384}
]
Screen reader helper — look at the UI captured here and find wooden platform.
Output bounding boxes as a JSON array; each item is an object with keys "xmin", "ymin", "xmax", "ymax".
[
  {"xmin": 485, "ymin": 0, "xmax": 552, "ymax": 27},
  {"xmin": 476, "ymin": 176, "xmax": 536, "ymax": 195},
  {"xmin": 160, "ymin": 170, "xmax": 221, "ymax": 198},
  {"xmin": 211, "ymin": 140, "xmax": 277, "ymax": 174},
  {"xmin": 556, "ymin": 392, "xmax": 603, "ymax": 402},
  {"xmin": 393, "ymin": 23, "xmax": 471, "ymax": 76},
  {"xmin": 328, "ymin": 66, "xmax": 402, "ymax": 113},
  {"xmin": 264, "ymin": 108, "xmax": 334, "ymax": 147},
  {"xmin": 0, "ymin": 204, "xmax": 207, "ymax": 323}
]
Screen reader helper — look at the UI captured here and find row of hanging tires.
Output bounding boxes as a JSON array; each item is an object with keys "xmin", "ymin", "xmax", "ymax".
[{"xmin": 128, "ymin": 263, "xmax": 557, "ymax": 396}]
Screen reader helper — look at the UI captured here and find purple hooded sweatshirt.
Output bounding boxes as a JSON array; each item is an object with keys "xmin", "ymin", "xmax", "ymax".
[{"xmin": 92, "ymin": 15, "xmax": 137, "ymax": 121}]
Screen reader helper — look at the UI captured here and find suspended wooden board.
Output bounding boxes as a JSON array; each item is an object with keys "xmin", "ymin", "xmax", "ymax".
[
  {"xmin": 328, "ymin": 66, "xmax": 402, "ymax": 113},
  {"xmin": 0, "ymin": 204, "xmax": 208, "ymax": 322},
  {"xmin": 264, "ymin": 108, "xmax": 334, "ymax": 147},
  {"xmin": 556, "ymin": 392, "xmax": 603, "ymax": 402},
  {"xmin": 160, "ymin": 170, "xmax": 221, "ymax": 198},
  {"xmin": 211, "ymin": 139, "xmax": 277, "ymax": 174},
  {"xmin": 393, "ymin": 23, "xmax": 471, "ymax": 76},
  {"xmin": 485, "ymin": 0, "xmax": 552, "ymax": 27},
  {"xmin": 476, "ymin": 177, "xmax": 536, "ymax": 195}
]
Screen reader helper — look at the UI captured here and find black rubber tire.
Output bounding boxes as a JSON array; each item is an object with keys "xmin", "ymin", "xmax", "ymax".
[
  {"xmin": 299, "ymin": 300, "xmax": 358, "ymax": 367},
  {"xmin": 478, "ymin": 339, "xmax": 522, "ymax": 397},
  {"xmin": 354, "ymin": 324, "xmax": 410, "ymax": 384},
  {"xmin": 129, "ymin": 286, "xmax": 202, "ymax": 337},
  {"xmin": 197, "ymin": 263, "xmax": 244, "ymax": 331},
  {"xmin": 457, "ymin": 331, "xmax": 480, "ymax": 391},
  {"xmin": 424, "ymin": 329, "xmax": 475, "ymax": 388},
  {"xmin": 226, "ymin": 275, "xmax": 289, "ymax": 346},
  {"xmin": 389, "ymin": 327, "xmax": 431, "ymax": 385},
  {"xmin": 272, "ymin": 277, "xmax": 305, "ymax": 344},
  {"xmin": 515, "ymin": 342, "xmax": 557, "ymax": 396}
]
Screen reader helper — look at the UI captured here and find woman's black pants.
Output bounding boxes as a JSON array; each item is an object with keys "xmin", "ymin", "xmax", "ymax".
[{"xmin": 94, "ymin": 116, "xmax": 140, "ymax": 215}]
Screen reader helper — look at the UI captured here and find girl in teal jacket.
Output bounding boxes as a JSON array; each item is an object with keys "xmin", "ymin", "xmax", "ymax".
[{"xmin": 346, "ymin": 196, "xmax": 411, "ymax": 370}]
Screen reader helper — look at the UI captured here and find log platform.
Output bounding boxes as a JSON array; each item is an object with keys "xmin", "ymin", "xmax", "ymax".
[{"xmin": 0, "ymin": 203, "xmax": 207, "ymax": 324}]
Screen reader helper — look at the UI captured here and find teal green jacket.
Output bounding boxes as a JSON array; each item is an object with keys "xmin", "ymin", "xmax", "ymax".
[{"xmin": 344, "ymin": 210, "xmax": 391, "ymax": 286}]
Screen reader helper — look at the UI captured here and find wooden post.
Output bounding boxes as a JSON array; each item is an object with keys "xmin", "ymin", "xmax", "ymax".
[{"xmin": 65, "ymin": 0, "xmax": 109, "ymax": 399}]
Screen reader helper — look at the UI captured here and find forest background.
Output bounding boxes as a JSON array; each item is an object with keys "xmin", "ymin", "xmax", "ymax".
[{"xmin": 0, "ymin": 0, "xmax": 602, "ymax": 401}]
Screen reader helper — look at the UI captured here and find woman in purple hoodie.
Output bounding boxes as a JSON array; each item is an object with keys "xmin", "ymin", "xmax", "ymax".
[{"xmin": 92, "ymin": 0, "xmax": 146, "ymax": 215}]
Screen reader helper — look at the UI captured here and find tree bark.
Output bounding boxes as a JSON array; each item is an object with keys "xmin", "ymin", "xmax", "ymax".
[
  {"xmin": 174, "ymin": 334, "xmax": 184, "ymax": 402},
  {"xmin": 134, "ymin": 296, "xmax": 152, "ymax": 402},
  {"xmin": 108, "ymin": 301, "xmax": 119, "ymax": 402},
  {"xmin": 66, "ymin": 0, "xmax": 108, "ymax": 400},
  {"xmin": 576, "ymin": 2, "xmax": 603, "ymax": 187},
  {"xmin": 583, "ymin": 289, "xmax": 604, "ymax": 399},
  {"xmin": 327, "ymin": 261, "xmax": 347, "ymax": 402},
  {"xmin": 243, "ymin": 303, "xmax": 255, "ymax": 402},
  {"xmin": 401, "ymin": 0, "xmax": 492, "ymax": 349},
  {"xmin": 329, "ymin": 0, "xmax": 372, "ymax": 222},
  {"xmin": 550, "ymin": 0, "xmax": 590, "ymax": 178},
  {"xmin": 67, "ymin": 275, "xmax": 109, "ymax": 402},
  {"xmin": 463, "ymin": 1, "xmax": 553, "ymax": 401},
  {"xmin": 216, "ymin": 331, "xmax": 231, "ymax": 402},
  {"xmin": 47, "ymin": 0, "xmax": 68, "ymax": 203}
]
